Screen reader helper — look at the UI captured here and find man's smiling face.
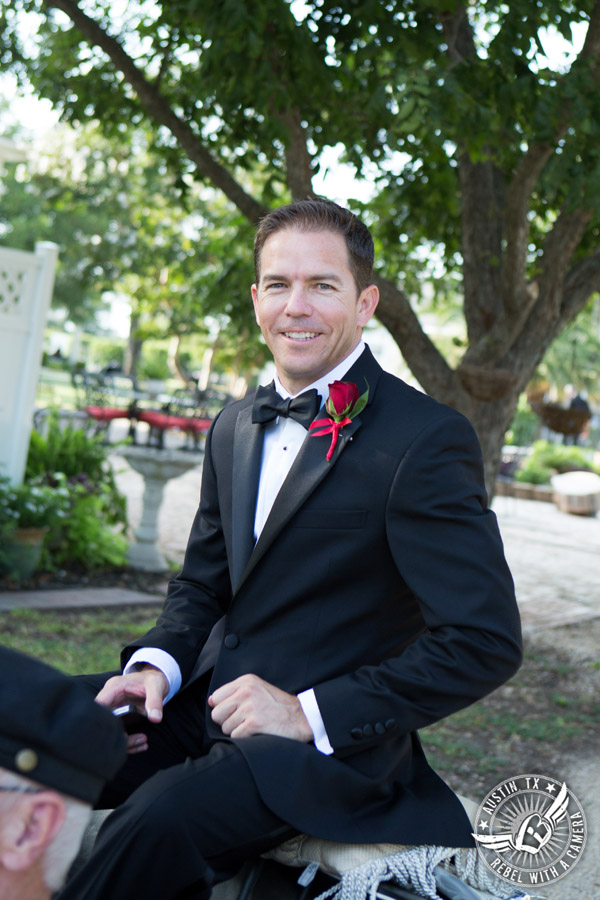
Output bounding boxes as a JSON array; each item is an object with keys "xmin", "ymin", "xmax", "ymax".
[{"xmin": 251, "ymin": 228, "xmax": 378, "ymax": 395}]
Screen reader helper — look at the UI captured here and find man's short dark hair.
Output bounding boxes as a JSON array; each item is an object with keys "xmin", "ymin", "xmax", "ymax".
[{"xmin": 254, "ymin": 198, "xmax": 375, "ymax": 293}]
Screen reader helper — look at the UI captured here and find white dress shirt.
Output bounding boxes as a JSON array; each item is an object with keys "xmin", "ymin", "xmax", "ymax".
[{"xmin": 126, "ymin": 341, "xmax": 366, "ymax": 754}]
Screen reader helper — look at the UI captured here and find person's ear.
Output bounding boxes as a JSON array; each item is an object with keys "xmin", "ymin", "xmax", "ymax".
[
  {"xmin": 357, "ymin": 284, "xmax": 379, "ymax": 328},
  {"xmin": 251, "ymin": 283, "xmax": 261, "ymax": 326},
  {"xmin": 0, "ymin": 792, "xmax": 66, "ymax": 872}
]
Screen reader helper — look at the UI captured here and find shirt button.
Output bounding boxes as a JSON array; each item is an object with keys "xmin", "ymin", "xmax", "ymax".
[
  {"xmin": 362, "ymin": 724, "xmax": 374, "ymax": 737},
  {"xmin": 223, "ymin": 633, "xmax": 239, "ymax": 649},
  {"xmin": 351, "ymin": 728, "xmax": 363, "ymax": 740},
  {"xmin": 375, "ymin": 722, "xmax": 386, "ymax": 735}
]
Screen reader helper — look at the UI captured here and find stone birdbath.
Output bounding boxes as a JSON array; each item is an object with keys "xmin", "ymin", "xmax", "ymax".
[{"xmin": 120, "ymin": 444, "xmax": 203, "ymax": 572}]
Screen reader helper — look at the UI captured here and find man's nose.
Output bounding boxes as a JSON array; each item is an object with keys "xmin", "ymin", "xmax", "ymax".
[{"xmin": 284, "ymin": 284, "xmax": 312, "ymax": 316}]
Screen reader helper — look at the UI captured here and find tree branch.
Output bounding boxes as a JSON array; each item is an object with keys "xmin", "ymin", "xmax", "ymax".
[
  {"xmin": 280, "ymin": 107, "xmax": 315, "ymax": 200},
  {"xmin": 502, "ymin": 0, "xmax": 600, "ymax": 314},
  {"xmin": 501, "ymin": 143, "xmax": 556, "ymax": 315},
  {"xmin": 440, "ymin": 5, "xmax": 475, "ymax": 69},
  {"xmin": 374, "ymin": 275, "xmax": 463, "ymax": 404},
  {"xmin": 506, "ymin": 240, "xmax": 600, "ymax": 377},
  {"xmin": 458, "ymin": 153, "xmax": 505, "ymax": 342},
  {"xmin": 43, "ymin": 0, "xmax": 267, "ymax": 224},
  {"xmin": 561, "ymin": 243, "xmax": 600, "ymax": 324},
  {"xmin": 537, "ymin": 205, "xmax": 593, "ymax": 317}
]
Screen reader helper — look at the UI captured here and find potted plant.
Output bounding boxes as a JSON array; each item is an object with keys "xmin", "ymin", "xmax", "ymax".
[{"xmin": 0, "ymin": 476, "xmax": 70, "ymax": 580}]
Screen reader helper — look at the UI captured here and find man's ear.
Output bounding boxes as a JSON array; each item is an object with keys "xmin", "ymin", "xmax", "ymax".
[
  {"xmin": 0, "ymin": 792, "xmax": 66, "ymax": 872},
  {"xmin": 251, "ymin": 283, "xmax": 261, "ymax": 326},
  {"xmin": 357, "ymin": 284, "xmax": 379, "ymax": 328}
]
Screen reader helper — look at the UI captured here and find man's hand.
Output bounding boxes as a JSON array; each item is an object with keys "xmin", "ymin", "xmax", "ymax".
[
  {"xmin": 95, "ymin": 666, "xmax": 169, "ymax": 754},
  {"xmin": 208, "ymin": 674, "xmax": 313, "ymax": 743}
]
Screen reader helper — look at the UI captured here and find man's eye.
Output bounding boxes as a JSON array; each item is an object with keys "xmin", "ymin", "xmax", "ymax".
[
  {"xmin": 316, "ymin": 283, "xmax": 333, "ymax": 290},
  {"xmin": 266, "ymin": 282, "xmax": 286, "ymax": 290}
]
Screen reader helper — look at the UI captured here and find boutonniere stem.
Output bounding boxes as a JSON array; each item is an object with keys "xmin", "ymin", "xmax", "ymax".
[{"xmin": 309, "ymin": 379, "xmax": 368, "ymax": 460}]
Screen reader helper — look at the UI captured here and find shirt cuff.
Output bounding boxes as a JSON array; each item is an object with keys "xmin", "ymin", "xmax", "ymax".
[
  {"xmin": 124, "ymin": 649, "xmax": 182, "ymax": 704},
  {"xmin": 298, "ymin": 688, "xmax": 334, "ymax": 755}
]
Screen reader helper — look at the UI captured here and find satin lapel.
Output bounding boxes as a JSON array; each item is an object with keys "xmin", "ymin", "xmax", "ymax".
[{"xmin": 231, "ymin": 405, "xmax": 264, "ymax": 591}]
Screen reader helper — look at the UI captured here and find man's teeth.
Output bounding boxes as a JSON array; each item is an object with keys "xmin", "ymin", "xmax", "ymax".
[{"xmin": 285, "ymin": 332, "xmax": 318, "ymax": 340}]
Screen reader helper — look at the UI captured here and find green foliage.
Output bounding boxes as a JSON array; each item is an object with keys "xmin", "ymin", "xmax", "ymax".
[
  {"xmin": 139, "ymin": 346, "xmax": 171, "ymax": 380},
  {"xmin": 88, "ymin": 341, "xmax": 126, "ymax": 372},
  {"xmin": 0, "ymin": 415, "xmax": 129, "ymax": 579},
  {"xmin": 4, "ymin": 0, "xmax": 600, "ymax": 488},
  {"xmin": 0, "ymin": 476, "xmax": 70, "ymax": 530},
  {"xmin": 515, "ymin": 439, "xmax": 600, "ymax": 484},
  {"xmin": 0, "ymin": 125, "xmax": 264, "ymax": 380},
  {"xmin": 48, "ymin": 488, "xmax": 128, "ymax": 570},
  {"xmin": 514, "ymin": 460, "xmax": 554, "ymax": 485},
  {"xmin": 504, "ymin": 395, "xmax": 541, "ymax": 446},
  {"xmin": 536, "ymin": 297, "xmax": 600, "ymax": 399},
  {"xmin": 26, "ymin": 414, "xmax": 126, "ymax": 526}
]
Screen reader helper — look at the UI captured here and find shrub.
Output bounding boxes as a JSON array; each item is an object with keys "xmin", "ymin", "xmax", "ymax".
[
  {"xmin": 48, "ymin": 487, "xmax": 128, "ymax": 569},
  {"xmin": 514, "ymin": 462, "xmax": 554, "ymax": 485},
  {"xmin": 515, "ymin": 440, "xmax": 600, "ymax": 485},
  {"xmin": 0, "ymin": 414, "xmax": 129, "ymax": 579},
  {"xmin": 0, "ymin": 476, "xmax": 70, "ymax": 530},
  {"xmin": 26, "ymin": 415, "xmax": 126, "ymax": 526}
]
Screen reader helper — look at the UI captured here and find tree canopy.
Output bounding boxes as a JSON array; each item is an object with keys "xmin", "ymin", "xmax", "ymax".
[
  {"xmin": 0, "ymin": 123, "xmax": 265, "ymax": 378},
  {"xmin": 2, "ymin": 0, "xmax": 600, "ymax": 490}
]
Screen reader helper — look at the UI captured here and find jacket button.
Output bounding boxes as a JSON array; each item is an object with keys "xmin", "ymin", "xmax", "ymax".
[
  {"xmin": 385, "ymin": 718, "xmax": 397, "ymax": 731},
  {"xmin": 224, "ymin": 633, "xmax": 239, "ymax": 649},
  {"xmin": 375, "ymin": 722, "xmax": 386, "ymax": 735},
  {"xmin": 362, "ymin": 724, "xmax": 374, "ymax": 737},
  {"xmin": 351, "ymin": 728, "xmax": 363, "ymax": 740}
]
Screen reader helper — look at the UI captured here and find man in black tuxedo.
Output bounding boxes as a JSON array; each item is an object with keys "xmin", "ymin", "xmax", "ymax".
[{"xmin": 58, "ymin": 199, "xmax": 522, "ymax": 900}]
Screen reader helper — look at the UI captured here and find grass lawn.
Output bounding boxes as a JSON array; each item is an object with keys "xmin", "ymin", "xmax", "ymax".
[{"xmin": 1, "ymin": 604, "xmax": 162, "ymax": 675}]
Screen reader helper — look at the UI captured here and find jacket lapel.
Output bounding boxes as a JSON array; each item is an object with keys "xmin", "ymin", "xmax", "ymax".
[
  {"xmin": 230, "ymin": 404, "xmax": 264, "ymax": 591},
  {"xmin": 233, "ymin": 346, "xmax": 382, "ymax": 593}
]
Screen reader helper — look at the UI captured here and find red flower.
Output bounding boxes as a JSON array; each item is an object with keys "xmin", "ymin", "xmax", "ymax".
[
  {"xmin": 309, "ymin": 379, "xmax": 368, "ymax": 461},
  {"xmin": 327, "ymin": 380, "xmax": 360, "ymax": 418}
]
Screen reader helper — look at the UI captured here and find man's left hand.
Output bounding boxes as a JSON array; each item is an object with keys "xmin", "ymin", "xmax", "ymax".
[{"xmin": 208, "ymin": 674, "xmax": 313, "ymax": 743}]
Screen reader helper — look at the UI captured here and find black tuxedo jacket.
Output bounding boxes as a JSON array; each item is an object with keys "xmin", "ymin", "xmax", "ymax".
[{"xmin": 125, "ymin": 347, "xmax": 522, "ymax": 848}]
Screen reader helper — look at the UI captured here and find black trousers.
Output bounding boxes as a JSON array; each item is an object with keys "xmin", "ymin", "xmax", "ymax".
[{"xmin": 56, "ymin": 673, "xmax": 297, "ymax": 900}]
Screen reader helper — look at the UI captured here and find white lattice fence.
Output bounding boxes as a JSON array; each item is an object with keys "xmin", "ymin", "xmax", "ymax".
[{"xmin": 0, "ymin": 242, "xmax": 59, "ymax": 484}]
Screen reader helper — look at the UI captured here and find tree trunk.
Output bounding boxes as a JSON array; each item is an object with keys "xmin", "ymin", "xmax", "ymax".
[
  {"xmin": 167, "ymin": 335, "xmax": 192, "ymax": 386},
  {"xmin": 462, "ymin": 392, "xmax": 523, "ymax": 502},
  {"xmin": 124, "ymin": 312, "xmax": 143, "ymax": 378}
]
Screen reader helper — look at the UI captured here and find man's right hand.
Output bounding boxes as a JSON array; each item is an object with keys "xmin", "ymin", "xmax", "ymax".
[{"xmin": 95, "ymin": 665, "xmax": 168, "ymax": 724}]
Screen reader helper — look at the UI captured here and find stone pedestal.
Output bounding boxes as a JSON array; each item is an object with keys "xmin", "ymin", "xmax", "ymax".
[{"xmin": 120, "ymin": 445, "xmax": 203, "ymax": 571}]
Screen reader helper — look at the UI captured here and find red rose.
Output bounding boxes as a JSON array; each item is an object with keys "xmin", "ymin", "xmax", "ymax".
[
  {"xmin": 327, "ymin": 380, "xmax": 359, "ymax": 417},
  {"xmin": 310, "ymin": 379, "xmax": 368, "ymax": 461}
]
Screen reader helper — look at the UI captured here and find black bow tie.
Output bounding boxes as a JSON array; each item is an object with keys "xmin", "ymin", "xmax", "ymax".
[{"xmin": 252, "ymin": 383, "xmax": 320, "ymax": 430}]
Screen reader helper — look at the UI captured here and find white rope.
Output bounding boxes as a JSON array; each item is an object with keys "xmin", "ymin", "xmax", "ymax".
[
  {"xmin": 449, "ymin": 847, "xmax": 512, "ymax": 896},
  {"xmin": 314, "ymin": 845, "xmax": 460, "ymax": 900},
  {"xmin": 312, "ymin": 845, "xmax": 529, "ymax": 900}
]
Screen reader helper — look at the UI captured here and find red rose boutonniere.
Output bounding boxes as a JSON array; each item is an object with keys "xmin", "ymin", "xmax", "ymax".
[{"xmin": 309, "ymin": 379, "xmax": 369, "ymax": 461}]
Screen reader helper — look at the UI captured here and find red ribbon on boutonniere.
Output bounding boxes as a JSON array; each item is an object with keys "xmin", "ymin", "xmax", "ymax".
[{"xmin": 309, "ymin": 379, "xmax": 369, "ymax": 461}]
